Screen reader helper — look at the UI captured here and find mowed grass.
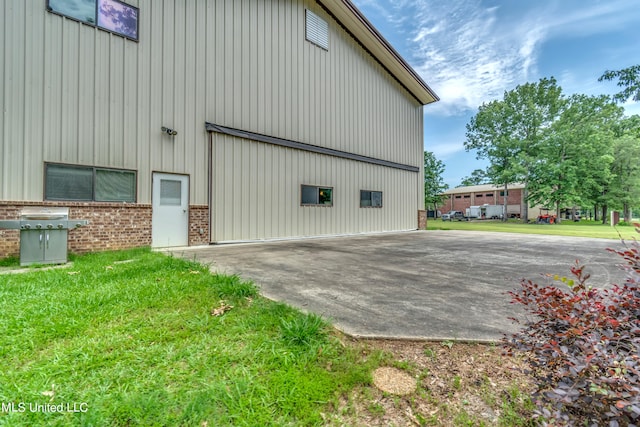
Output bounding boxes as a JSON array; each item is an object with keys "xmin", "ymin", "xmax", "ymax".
[
  {"xmin": 0, "ymin": 248, "xmax": 377, "ymax": 426},
  {"xmin": 428, "ymin": 219, "xmax": 639, "ymax": 240}
]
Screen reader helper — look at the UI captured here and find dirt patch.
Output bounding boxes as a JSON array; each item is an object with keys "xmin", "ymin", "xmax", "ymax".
[
  {"xmin": 331, "ymin": 338, "xmax": 535, "ymax": 426},
  {"xmin": 372, "ymin": 367, "xmax": 417, "ymax": 395}
]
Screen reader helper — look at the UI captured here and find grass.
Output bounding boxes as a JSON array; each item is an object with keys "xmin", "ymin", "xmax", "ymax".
[
  {"xmin": 428, "ymin": 219, "xmax": 639, "ymax": 240},
  {"xmin": 0, "ymin": 255, "xmax": 19, "ymax": 268},
  {"xmin": 0, "ymin": 248, "xmax": 536, "ymax": 426},
  {"xmin": 0, "ymin": 248, "xmax": 378, "ymax": 426}
]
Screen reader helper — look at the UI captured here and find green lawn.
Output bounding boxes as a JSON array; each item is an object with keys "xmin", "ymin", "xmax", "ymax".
[
  {"xmin": 0, "ymin": 248, "xmax": 539, "ymax": 426},
  {"xmin": 0, "ymin": 248, "xmax": 378, "ymax": 426},
  {"xmin": 427, "ymin": 219, "xmax": 639, "ymax": 240}
]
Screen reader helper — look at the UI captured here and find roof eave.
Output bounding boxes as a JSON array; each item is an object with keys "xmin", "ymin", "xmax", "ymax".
[{"xmin": 317, "ymin": 0, "xmax": 439, "ymax": 106}]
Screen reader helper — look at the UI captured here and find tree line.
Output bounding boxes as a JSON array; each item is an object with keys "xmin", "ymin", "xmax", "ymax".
[{"xmin": 424, "ymin": 64, "xmax": 640, "ymax": 223}]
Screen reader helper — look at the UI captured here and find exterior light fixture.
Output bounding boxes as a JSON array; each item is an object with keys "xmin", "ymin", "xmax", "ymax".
[{"xmin": 161, "ymin": 126, "xmax": 178, "ymax": 136}]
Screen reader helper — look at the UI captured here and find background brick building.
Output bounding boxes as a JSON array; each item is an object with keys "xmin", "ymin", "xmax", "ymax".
[{"xmin": 437, "ymin": 183, "xmax": 544, "ymax": 219}]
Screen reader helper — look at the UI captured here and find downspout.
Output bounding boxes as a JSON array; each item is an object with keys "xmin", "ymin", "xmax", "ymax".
[{"xmin": 207, "ymin": 131, "xmax": 213, "ymax": 243}]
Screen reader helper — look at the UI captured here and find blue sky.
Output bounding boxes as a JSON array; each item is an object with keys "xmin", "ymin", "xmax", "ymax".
[{"xmin": 352, "ymin": 0, "xmax": 640, "ymax": 188}]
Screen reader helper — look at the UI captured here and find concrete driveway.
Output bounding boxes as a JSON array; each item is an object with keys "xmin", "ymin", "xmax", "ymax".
[{"xmin": 170, "ymin": 230, "xmax": 630, "ymax": 341}]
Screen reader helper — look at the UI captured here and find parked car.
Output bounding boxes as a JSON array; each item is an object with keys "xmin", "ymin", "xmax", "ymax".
[{"xmin": 441, "ymin": 210, "xmax": 467, "ymax": 221}]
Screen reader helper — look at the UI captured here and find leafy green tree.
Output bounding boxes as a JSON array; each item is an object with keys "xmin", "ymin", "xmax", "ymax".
[
  {"xmin": 597, "ymin": 67, "xmax": 640, "ymax": 221},
  {"xmin": 609, "ymin": 129, "xmax": 640, "ymax": 222},
  {"xmin": 465, "ymin": 77, "xmax": 564, "ymax": 221},
  {"xmin": 584, "ymin": 115, "xmax": 640, "ymax": 223},
  {"xmin": 423, "ymin": 151, "xmax": 449, "ymax": 213},
  {"xmin": 615, "ymin": 114, "xmax": 640, "ymax": 138},
  {"xmin": 599, "ymin": 64, "xmax": 640, "ymax": 103},
  {"xmin": 528, "ymin": 95, "xmax": 622, "ymax": 223},
  {"xmin": 458, "ymin": 169, "xmax": 490, "ymax": 187}
]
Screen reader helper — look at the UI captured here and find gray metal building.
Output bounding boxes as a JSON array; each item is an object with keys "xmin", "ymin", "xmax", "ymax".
[{"xmin": 0, "ymin": 0, "xmax": 438, "ymax": 255}]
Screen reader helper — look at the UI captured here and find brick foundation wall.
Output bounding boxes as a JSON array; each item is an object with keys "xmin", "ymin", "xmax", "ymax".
[
  {"xmin": 0, "ymin": 204, "xmax": 20, "ymax": 258},
  {"xmin": 189, "ymin": 205, "xmax": 209, "ymax": 246},
  {"xmin": 0, "ymin": 201, "xmax": 210, "ymax": 258},
  {"xmin": 418, "ymin": 210, "xmax": 427, "ymax": 230},
  {"xmin": 67, "ymin": 204, "xmax": 152, "ymax": 254}
]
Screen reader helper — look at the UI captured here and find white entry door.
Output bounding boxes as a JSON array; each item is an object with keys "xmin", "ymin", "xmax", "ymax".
[{"xmin": 152, "ymin": 172, "xmax": 189, "ymax": 247}]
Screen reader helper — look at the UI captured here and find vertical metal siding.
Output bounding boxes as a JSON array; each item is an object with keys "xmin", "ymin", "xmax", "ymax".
[
  {"xmin": 211, "ymin": 135, "xmax": 418, "ymax": 241},
  {"xmin": 2, "ymin": 0, "xmax": 424, "ymax": 237},
  {"xmin": 24, "ymin": 2, "xmax": 46, "ymax": 196},
  {"xmin": 2, "ymin": 1, "xmax": 20, "ymax": 197},
  {"xmin": 0, "ymin": 1, "xmax": 5, "ymax": 197}
]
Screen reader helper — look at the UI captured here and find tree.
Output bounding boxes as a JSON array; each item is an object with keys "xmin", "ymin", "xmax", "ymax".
[
  {"xmin": 609, "ymin": 132, "xmax": 640, "ymax": 222},
  {"xmin": 528, "ymin": 95, "xmax": 622, "ymax": 223},
  {"xmin": 423, "ymin": 151, "xmax": 448, "ymax": 213},
  {"xmin": 458, "ymin": 169, "xmax": 490, "ymax": 187},
  {"xmin": 599, "ymin": 64, "xmax": 640, "ymax": 103},
  {"xmin": 465, "ymin": 77, "xmax": 565, "ymax": 222}
]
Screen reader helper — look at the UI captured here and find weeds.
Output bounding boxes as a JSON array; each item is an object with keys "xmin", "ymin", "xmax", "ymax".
[
  {"xmin": 441, "ymin": 340, "xmax": 454, "ymax": 349},
  {"xmin": 0, "ymin": 249, "xmax": 366, "ymax": 426},
  {"xmin": 0, "ymin": 255, "xmax": 19, "ymax": 267},
  {"xmin": 423, "ymin": 347, "xmax": 437, "ymax": 360},
  {"xmin": 453, "ymin": 375, "xmax": 462, "ymax": 390},
  {"xmin": 279, "ymin": 312, "xmax": 328, "ymax": 348}
]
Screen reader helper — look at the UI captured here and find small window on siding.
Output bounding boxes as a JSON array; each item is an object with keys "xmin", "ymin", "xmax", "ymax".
[
  {"xmin": 95, "ymin": 168, "xmax": 136, "ymax": 202},
  {"xmin": 360, "ymin": 190, "xmax": 382, "ymax": 208},
  {"xmin": 45, "ymin": 164, "xmax": 94, "ymax": 201},
  {"xmin": 45, "ymin": 163, "xmax": 136, "ymax": 202},
  {"xmin": 47, "ymin": 0, "xmax": 139, "ymax": 41},
  {"xmin": 305, "ymin": 9, "xmax": 328, "ymax": 50},
  {"xmin": 500, "ymin": 190, "xmax": 509, "ymax": 196},
  {"xmin": 301, "ymin": 185, "xmax": 333, "ymax": 206}
]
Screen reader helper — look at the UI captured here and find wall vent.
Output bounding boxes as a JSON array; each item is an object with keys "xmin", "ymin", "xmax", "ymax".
[{"xmin": 305, "ymin": 9, "xmax": 329, "ymax": 50}]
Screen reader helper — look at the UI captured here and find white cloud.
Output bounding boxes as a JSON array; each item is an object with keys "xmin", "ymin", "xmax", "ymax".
[
  {"xmin": 429, "ymin": 141, "xmax": 465, "ymax": 160},
  {"xmin": 404, "ymin": 0, "xmax": 549, "ymax": 116},
  {"xmin": 412, "ymin": 23, "xmax": 442, "ymax": 43},
  {"xmin": 354, "ymin": 0, "xmax": 640, "ymax": 117},
  {"xmin": 353, "ymin": 0, "xmax": 640, "ymax": 182},
  {"xmin": 542, "ymin": 0, "xmax": 640, "ymax": 39}
]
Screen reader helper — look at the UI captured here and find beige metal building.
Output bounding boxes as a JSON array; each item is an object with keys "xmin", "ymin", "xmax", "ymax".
[{"xmin": 0, "ymin": 0, "xmax": 438, "ymax": 256}]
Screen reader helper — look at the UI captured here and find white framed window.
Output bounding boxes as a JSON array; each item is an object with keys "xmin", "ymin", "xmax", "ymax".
[
  {"xmin": 305, "ymin": 9, "xmax": 329, "ymax": 50},
  {"xmin": 360, "ymin": 190, "xmax": 383, "ymax": 208},
  {"xmin": 301, "ymin": 185, "xmax": 333, "ymax": 206},
  {"xmin": 45, "ymin": 163, "xmax": 136, "ymax": 202}
]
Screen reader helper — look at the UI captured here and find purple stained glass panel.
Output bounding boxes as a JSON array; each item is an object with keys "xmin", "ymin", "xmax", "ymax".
[{"xmin": 97, "ymin": 0, "xmax": 139, "ymax": 40}]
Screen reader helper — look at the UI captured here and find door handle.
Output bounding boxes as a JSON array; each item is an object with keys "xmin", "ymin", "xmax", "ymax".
[
  {"xmin": 39, "ymin": 232, "xmax": 43, "ymax": 249},
  {"xmin": 46, "ymin": 232, "xmax": 50, "ymax": 249}
]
